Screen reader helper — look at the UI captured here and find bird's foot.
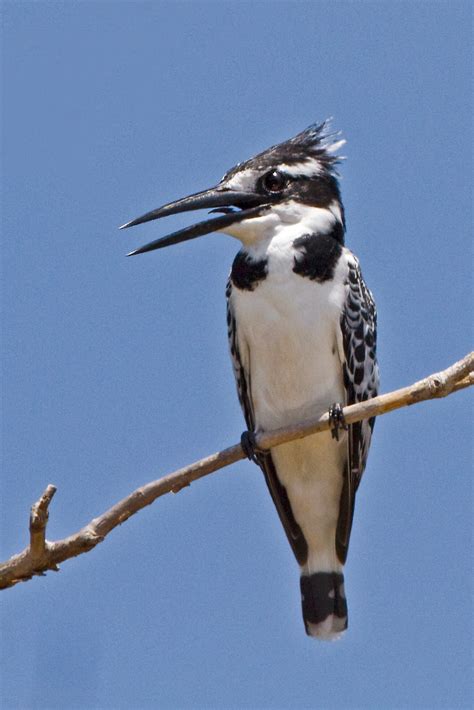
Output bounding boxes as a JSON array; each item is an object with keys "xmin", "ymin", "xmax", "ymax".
[
  {"xmin": 241, "ymin": 430, "xmax": 267, "ymax": 464},
  {"xmin": 329, "ymin": 403, "xmax": 348, "ymax": 441}
]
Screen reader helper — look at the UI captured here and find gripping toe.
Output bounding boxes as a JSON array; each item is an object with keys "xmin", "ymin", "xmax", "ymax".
[
  {"xmin": 241, "ymin": 430, "xmax": 267, "ymax": 464},
  {"xmin": 328, "ymin": 402, "xmax": 348, "ymax": 441}
]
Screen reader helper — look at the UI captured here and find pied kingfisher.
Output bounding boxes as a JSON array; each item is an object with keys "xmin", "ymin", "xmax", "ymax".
[{"xmin": 121, "ymin": 122, "xmax": 379, "ymax": 640}]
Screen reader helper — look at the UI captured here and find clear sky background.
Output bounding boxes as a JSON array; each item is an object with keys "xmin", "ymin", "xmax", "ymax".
[{"xmin": 1, "ymin": 2, "xmax": 472, "ymax": 709}]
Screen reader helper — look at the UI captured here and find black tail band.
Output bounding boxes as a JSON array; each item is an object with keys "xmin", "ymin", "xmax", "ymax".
[{"xmin": 300, "ymin": 572, "xmax": 348, "ymax": 627}]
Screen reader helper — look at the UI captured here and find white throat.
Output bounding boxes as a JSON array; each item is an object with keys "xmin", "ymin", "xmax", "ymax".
[{"xmin": 220, "ymin": 199, "xmax": 342, "ymax": 259}]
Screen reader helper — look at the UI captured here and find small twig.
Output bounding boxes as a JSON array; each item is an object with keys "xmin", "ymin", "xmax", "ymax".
[
  {"xmin": 0, "ymin": 352, "xmax": 472, "ymax": 591},
  {"xmin": 29, "ymin": 484, "xmax": 57, "ymax": 560}
]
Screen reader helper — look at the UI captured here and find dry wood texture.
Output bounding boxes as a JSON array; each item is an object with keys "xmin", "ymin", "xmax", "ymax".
[{"xmin": 1, "ymin": 352, "xmax": 472, "ymax": 591}]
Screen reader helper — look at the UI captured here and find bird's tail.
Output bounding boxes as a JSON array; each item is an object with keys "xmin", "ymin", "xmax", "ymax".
[{"xmin": 300, "ymin": 571, "xmax": 348, "ymax": 640}]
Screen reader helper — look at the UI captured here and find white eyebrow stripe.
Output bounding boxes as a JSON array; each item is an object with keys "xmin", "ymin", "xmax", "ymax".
[{"xmin": 279, "ymin": 160, "xmax": 323, "ymax": 177}]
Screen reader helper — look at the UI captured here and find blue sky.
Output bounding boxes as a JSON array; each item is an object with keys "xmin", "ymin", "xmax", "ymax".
[{"xmin": 1, "ymin": 2, "xmax": 472, "ymax": 709}]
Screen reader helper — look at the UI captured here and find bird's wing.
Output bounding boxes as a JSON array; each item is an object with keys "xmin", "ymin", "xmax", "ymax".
[
  {"xmin": 226, "ymin": 280, "xmax": 309, "ymax": 566},
  {"xmin": 336, "ymin": 254, "xmax": 379, "ymax": 562}
]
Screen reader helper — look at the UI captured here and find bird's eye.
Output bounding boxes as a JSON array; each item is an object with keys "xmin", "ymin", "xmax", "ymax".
[{"xmin": 261, "ymin": 170, "xmax": 287, "ymax": 194}]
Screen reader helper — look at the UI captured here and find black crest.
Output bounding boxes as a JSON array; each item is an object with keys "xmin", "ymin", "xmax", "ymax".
[{"xmin": 224, "ymin": 120, "xmax": 345, "ymax": 180}]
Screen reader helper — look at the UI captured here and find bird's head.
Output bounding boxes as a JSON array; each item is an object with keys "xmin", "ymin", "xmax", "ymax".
[{"xmin": 121, "ymin": 121, "xmax": 346, "ymax": 256}]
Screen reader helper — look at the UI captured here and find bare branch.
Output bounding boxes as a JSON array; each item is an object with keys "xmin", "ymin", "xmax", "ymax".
[{"xmin": 1, "ymin": 351, "xmax": 472, "ymax": 591}]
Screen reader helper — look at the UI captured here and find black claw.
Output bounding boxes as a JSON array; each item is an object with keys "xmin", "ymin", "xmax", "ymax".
[
  {"xmin": 241, "ymin": 430, "xmax": 266, "ymax": 464},
  {"xmin": 329, "ymin": 403, "xmax": 348, "ymax": 441}
]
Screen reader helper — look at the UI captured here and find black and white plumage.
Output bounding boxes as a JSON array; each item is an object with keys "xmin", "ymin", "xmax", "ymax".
[{"xmin": 122, "ymin": 122, "xmax": 379, "ymax": 640}]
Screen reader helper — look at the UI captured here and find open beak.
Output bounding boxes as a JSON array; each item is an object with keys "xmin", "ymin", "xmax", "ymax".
[{"xmin": 120, "ymin": 185, "xmax": 271, "ymax": 256}]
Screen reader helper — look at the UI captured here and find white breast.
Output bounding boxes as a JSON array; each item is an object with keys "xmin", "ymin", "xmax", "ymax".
[{"xmin": 230, "ymin": 239, "xmax": 349, "ymax": 432}]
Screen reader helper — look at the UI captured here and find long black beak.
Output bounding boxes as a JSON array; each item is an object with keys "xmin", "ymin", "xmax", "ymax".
[{"xmin": 120, "ymin": 186, "xmax": 271, "ymax": 256}]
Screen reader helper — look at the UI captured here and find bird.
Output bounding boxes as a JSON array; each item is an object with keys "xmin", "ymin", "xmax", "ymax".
[{"xmin": 121, "ymin": 121, "xmax": 379, "ymax": 640}]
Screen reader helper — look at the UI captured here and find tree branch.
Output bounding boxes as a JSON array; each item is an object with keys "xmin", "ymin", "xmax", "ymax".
[{"xmin": 1, "ymin": 352, "xmax": 472, "ymax": 591}]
